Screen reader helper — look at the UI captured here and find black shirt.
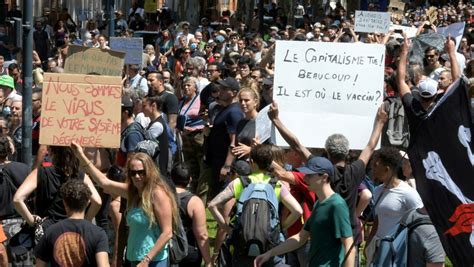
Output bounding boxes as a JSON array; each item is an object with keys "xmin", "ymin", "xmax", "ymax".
[
  {"xmin": 0, "ymin": 161, "xmax": 30, "ymax": 220},
  {"xmin": 158, "ymin": 90, "xmax": 179, "ymax": 116},
  {"xmin": 35, "ymin": 167, "xmax": 84, "ymax": 224},
  {"xmin": 332, "ymin": 159, "xmax": 366, "ymax": 235},
  {"xmin": 206, "ymin": 102, "xmax": 244, "ymax": 160},
  {"xmin": 35, "ymin": 218, "xmax": 109, "ymax": 267}
]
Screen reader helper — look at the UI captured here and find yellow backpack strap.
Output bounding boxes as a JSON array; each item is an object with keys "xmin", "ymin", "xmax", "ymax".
[
  {"xmin": 233, "ymin": 176, "xmax": 250, "ymax": 200},
  {"xmin": 269, "ymin": 176, "xmax": 282, "ymax": 201}
]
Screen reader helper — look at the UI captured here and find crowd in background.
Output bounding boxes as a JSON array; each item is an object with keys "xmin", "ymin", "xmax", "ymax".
[{"xmin": 0, "ymin": 0, "xmax": 473, "ymax": 266}]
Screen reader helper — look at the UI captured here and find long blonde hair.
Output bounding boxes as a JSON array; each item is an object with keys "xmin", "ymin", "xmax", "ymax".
[{"xmin": 126, "ymin": 153, "xmax": 180, "ymax": 232}]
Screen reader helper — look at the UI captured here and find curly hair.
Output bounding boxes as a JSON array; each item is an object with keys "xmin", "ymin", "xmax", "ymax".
[
  {"xmin": 0, "ymin": 136, "xmax": 12, "ymax": 158},
  {"xmin": 60, "ymin": 179, "xmax": 92, "ymax": 212},
  {"xmin": 373, "ymin": 146, "xmax": 403, "ymax": 173},
  {"xmin": 325, "ymin": 134, "xmax": 349, "ymax": 162},
  {"xmin": 126, "ymin": 152, "xmax": 180, "ymax": 232}
]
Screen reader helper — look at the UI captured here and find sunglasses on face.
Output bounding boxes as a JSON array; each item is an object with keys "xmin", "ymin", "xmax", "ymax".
[{"xmin": 129, "ymin": 169, "xmax": 145, "ymax": 176}]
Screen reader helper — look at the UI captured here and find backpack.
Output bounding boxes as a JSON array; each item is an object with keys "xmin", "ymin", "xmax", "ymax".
[
  {"xmin": 361, "ymin": 176, "xmax": 376, "ymax": 222},
  {"xmin": 169, "ymin": 192, "xmax": 190, "ymax": 264},
  {"xmin": 134, "ymin": 120, "xmax": 173, "ymax": 175},
  {"xmin": 382, "ymin": 97, "xmax": 410, "ymax": 149},
  {"xmin": 372, "ymin": 217, "xmax": 432, "ymax": 266},
  {"xmin": 233, "ymin": 176, "xmax": 281, "ymax": 257}
]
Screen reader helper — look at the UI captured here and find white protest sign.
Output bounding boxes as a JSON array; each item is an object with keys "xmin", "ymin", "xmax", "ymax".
[
  {"xmin": 389, "ymin": 24, "xmax": 418, "ymax": 38},
  {"xmin": 255, "ymin": 105, "xmax": 272, "ymax": 143},
  {"xmin": 273, "ymin": 41, "xmax": 385, "ymax": 149},
  {"xmin": 110, "ymin": 37, "xmax": 143, "ymax": 65},
  {"xmin": 437, "ymin": 22, "xmax": 465, "ymax": 51},
  {"xmin": 355, "ymin": 10, "xmax": 390, "ymax": 33}
]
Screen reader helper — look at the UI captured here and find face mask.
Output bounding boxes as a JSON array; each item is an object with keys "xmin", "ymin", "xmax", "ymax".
[
  {"xmin": 190, "ymin": 43, "xmax": 198, "ymax": 50},
  {"xmin": 3, "ymin": 106, "xmax": 10, "ymax": 116}
]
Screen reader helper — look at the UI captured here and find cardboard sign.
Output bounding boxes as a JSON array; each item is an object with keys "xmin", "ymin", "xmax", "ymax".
[
  {"xmin": 40, "ymin": 73, "xmax": 122, "ymax": 148},
  {"xmin": 388, "ymin": 0, "xmax": 405, "ymax": 11},
  {"xmin": 273, "ymin": 41, "xmax": 385, "ymax": 149},
  {"xmin": 355, "ymin": 10, "xmax": 390, "ymax": 33},
  {"xmin": 110, "ymin": 37, "xmax": 144, "ymax": 65},
  {"xmin": 427, "ymin": 7, "xmax": 438, "ymax": 24},
  {"xmin": 65, "ymin": 45, "xmax": 125, "ymax": 76}
]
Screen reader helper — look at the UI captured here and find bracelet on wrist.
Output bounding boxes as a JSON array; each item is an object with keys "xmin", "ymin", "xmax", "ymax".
[
  {"xmin": 81, "ymin": 161, "xmax": 92, "ymax": 169},
  {"xmin": 144, "ymin": 255, "xmax": 151, "ymax": 262}
]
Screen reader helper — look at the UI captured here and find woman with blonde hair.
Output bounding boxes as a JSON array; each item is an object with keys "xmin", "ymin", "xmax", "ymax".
[
  {"xmin": 230, "ymin": 87, "xmax": 263, "ymax": 160},
  {"xmin": 71, "ymin": 142, "xmax": 179, "ymax": 267}
]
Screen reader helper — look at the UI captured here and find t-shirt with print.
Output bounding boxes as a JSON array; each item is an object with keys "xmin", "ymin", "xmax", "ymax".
[
  {"xmin": 304, "ymin": 193, "xmax": 352, "ymax": 266},
  {"xmin": 34, "ymin": 218, "xmax": 109, "ymax": 267},
  {"xmin": 287, "ymin": 171, "xmax": 316, "ymax": 236}
]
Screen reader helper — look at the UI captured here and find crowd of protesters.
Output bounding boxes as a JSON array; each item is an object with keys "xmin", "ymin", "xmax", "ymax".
[{"xmin": 0, "ymin": 0, "xmax": 473, "ymax": 266}]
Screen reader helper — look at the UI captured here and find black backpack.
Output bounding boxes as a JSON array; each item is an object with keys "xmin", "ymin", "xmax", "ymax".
[{"xmin": 232, "ymin": 176, "xmax": 282, "ymax": 257}]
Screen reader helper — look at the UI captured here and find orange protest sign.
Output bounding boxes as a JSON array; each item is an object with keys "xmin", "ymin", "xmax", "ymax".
[{"xmin": 40, "ymin": 73, "xmax": 122, "ymax": 148}]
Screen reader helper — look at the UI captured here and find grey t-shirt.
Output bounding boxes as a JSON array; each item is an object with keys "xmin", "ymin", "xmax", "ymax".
[{"xmin": 400, "ymin": 209, "xmax": 446, "ymax": 267}]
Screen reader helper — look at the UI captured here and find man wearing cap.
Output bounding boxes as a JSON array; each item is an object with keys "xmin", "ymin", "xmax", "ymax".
[
  {"xmin": 204, "ymin": 77, "xmax": 244, "ymax": 199},
  {"xmin": 397, "ymin": 33, "xmax": 460, "ymax": 129},
  {"xmin": 0, "ymin": 75, "xmax": 19, "ymax": 105},
  {"xmin": 269, "ymin": 100, "xmax": 387, "ymax": 234},
  {"xmin": 255, "ymin": 156, "xmax": 355, "ymax": 267}
]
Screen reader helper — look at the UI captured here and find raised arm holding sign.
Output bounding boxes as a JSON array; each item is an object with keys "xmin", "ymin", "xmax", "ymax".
[{"xmin": 273, "ymin": 41, "xmax": 385, "ymax": 149}]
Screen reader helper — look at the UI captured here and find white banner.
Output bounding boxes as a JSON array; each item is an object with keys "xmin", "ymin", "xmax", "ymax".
[
  {"xmin": 389, "ymin": 24, "xmax": 418, "ymax": 38},
  {"xmin": 355, "ymin": 10, "xmax": 391, "ymax": 33},
  {"xmin": 273, "ymin": 41, "xmax": 385, "ymax": 149}
]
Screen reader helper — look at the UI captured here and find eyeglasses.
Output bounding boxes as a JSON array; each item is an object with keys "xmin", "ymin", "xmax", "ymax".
[{"xmin": 129, "ymin": 169, "xmax": 145, "ymax": 176}]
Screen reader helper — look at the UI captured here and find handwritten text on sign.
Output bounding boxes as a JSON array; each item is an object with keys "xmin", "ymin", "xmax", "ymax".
[
  {"xmin": 355, "ymin": 10, "xmax": 390, "ymax": 33},
  {"xmin": 40, "ymin": 73, "xmax": 122, "ymax": 148},
  {"xmin": 273, "ymin": 41, "xmax": 385, "ymax": 149},
  {"xmin": 65, "ymin": 45, "xmax": 125, "ymax": 76},
  {"xmin": 110, "ymin": 37, "xmax": 144, "ymax": 65}
]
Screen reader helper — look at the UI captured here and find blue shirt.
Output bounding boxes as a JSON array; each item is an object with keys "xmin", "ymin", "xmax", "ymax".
[{"xmin": 126, "ymin": 207, "xmax": 168, "ymax": 261}]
